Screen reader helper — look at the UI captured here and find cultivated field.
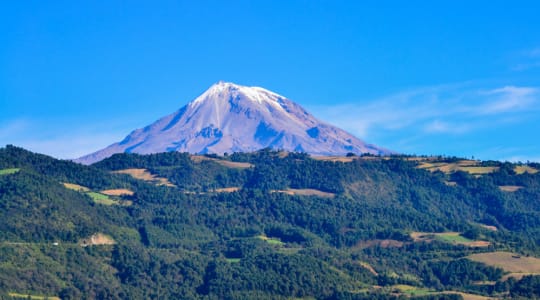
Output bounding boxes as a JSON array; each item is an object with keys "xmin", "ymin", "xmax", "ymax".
[
  {"xmin": 388, "ymin": 285, "xmax": 496, "ymax": 300},
  {"xmin": 100, "ymin": 188, "xmax": 135, "ymax": 196},
  {"xmin": 499, "ymin": 185, "xmax": 523, "ymax": 192},
  {"xmin": 211, "ymin": 187, "xmax": 240, "ymax": 193},
  {"xmin": 467, "ymin": 251, "xmax": 540, "ymax": 280},
  {"xmin": 113, "ymin": 168, "xmax": 176, "ymax": 187},
  {"xmin": 190, "ymin": 155, "xmax": 253, "ymax": 169},
  {"xmin": 273, "ymin": 188, "xmax": 335, "ymax": 198},
  {"xmin": 8, "ymin": 292, "xmax": 60, "ymax": 300},
  {"xmin": 62, "ymin": 182, "xmax": 90, "ymax": 192},
  {"xmin": 87, "ymin": 192, "xmax": 118, "ymax": 205},
  {"xmin": 514, "ymin": 165, "xmax": 539, "ymax": 174},
  {"xmin": 417, "ymin": 160, "xmax": 499, "ymax": 175},
  {"xmin": 0, "ymin": 168, "xmax": 20, "ymax": 175},
  {"xmin": 411, "ymin": 232, "xmax": 490, "ymax": 247},
  {"xmin": 311, "ymin": 156, "xmax": 356, "ymax": 163}
]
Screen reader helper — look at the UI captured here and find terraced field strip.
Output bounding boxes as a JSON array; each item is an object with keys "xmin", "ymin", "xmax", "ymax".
[
  {"xmin": 212, "ymin": 187, "xmax": 240, "ymax": 193},
  {"xmin": 87, "ymin": 192, "xmax": 118, "ymax": 205},
  {"xmin": 440, "ymin": 291, "xmax": 496, "ymax": 300},
  {"xmin": 411, "ymin": 232, "xmax": 490, "ymax": 247},
  {"xmin": 100, "ymin": 188, "xmax": 134, "ymax": 196},
  {"xmin": 467, "ymin": 251, "xmax": 540, "ymax": 279},
  {"xmin": 312, "ymin": 156, "xmax": 356, "ymax": 162},
  {"xmin": 273, "ymin": 188, "xmax": 335, "ymax": 198},
  {"xmin": 62, "ymin": 182, "xmax": 90, "ymax": 192},
  {"xmin": 390, "ymin": 285, "xmax": 494, "ymax": 299},
  {"xmin": 258, "ymin": 235, "xmax": 285, "ymax": 246},
  {"xmin": 417, "ymin": 160, "xmax": 499, "ymax": 175},
  {"xmin": 191, "ymin": 155, "xmax": 253, "ymax": 169},
  {"xmin": 499, "ymin": 185, "xmax": 523, "ymax": 192},
  {"xmin": 8, "ymin": 292, "xmax": 60, "ymax": 300},
  {"xmin": 514, "ymin": 165, "xmax": 538, "ymax": 174},
  {"xmin": 0, "ymin": 168, "xmax": 20, "ymax": 175},
  {"xmin": 113, "ymin": 168, "xmax": 175, "ymax": 187}
]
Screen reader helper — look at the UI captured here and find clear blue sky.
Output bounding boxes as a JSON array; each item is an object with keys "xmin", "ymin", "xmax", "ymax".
[{"xmin": 2, "ymin": 1, "xmax": 540, "ymax": 161}]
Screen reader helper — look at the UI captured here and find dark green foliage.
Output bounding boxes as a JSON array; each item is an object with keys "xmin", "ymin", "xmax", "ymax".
[{"xmin": 1, "ymin": 146, "xmax": 540, "ymax": 298}]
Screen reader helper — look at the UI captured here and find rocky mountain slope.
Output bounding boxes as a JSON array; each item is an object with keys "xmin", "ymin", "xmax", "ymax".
[{"xmin": 77, "ymin": 82, "xmax": 389, "ymax": 164}]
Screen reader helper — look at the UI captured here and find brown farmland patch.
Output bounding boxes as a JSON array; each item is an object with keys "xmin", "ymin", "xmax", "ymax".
[
  {"xmin": 215, "ymin": 160, "xmax": 253, "ymax": 169},
  {"xmin": 514, "ymin": 165, "xmax": 538, "ymax": 174},
  {"xmin": 212, "ymin": 187, "xmax": 240, "ymax": 193},
  {"xmin": 100, "ymin": 188, "xmax": 134, "ymax": 196},
  {"xmin": 113, "ymin": 168, "xmax": 175, "ymax": 187},
  {"xmin": 80, "ymin": 233, "xmax": 115, "ymax": 247},
  {"xmin": 311, "ymin": 156, "xmax": 356, "ymax": 162},
  {"xmin": 499, "ymin": 185, "xmax": 523, "ymax": 192},
  {"xmin": 191, "ymin": 155, "xmax": 253, "ymax": 168},
  {"xmin": 468, "ymin": 252, "xmax": 540, "ymax": 275}
]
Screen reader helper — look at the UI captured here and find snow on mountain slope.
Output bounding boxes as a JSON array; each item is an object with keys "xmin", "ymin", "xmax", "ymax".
[{"xmin": 76, "ymin": 81, "xmax": 391, "ymax": 164}]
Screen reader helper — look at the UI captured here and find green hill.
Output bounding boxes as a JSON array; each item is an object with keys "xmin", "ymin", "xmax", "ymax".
[{"xmin": 1, "ymin": 145, "xmax": 539, "ymax": 299}]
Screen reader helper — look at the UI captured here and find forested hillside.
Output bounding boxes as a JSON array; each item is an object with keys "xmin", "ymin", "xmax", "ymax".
[{"xmin": 1, "ymin": 145, "xmax": 539, "ymax": 299}]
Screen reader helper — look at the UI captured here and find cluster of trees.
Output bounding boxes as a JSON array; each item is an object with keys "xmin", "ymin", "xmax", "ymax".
[{"xmin": 1, "ymin": 145, "xmax": 540, "ymax": 298}]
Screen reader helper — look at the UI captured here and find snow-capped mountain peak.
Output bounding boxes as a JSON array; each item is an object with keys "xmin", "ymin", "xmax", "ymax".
[{"xmin": 76, "ymin": 82, "xmax": 391, "ymax": 164}]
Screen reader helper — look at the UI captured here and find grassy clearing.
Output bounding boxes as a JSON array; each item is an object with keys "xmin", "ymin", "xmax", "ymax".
[
  {"xmin": 225, "ymin": 258, "xmax": 241, "ymax": 263},
  {"xmin": 460, "ymin": 166, "xmax": 499, "ymax": 174},
  {"xmin": 416, "ymin": 160, "xmax": 499, "ymax": 175},
  {"xmin": 113, "ymin": 168, "xmax": 175, "ymax": 187},
  {"xmin": 273, "ymin": 188, "xmax": 335, "ymax": 198},
  {"xmin": 87, "ymin": 192, "xmax": 118, "ymax": 205},
  {"xmin": 62, "ymin": 182, "xmax": 90, "ymax": 192},
  {"xmin": 8, "ymin": 292, "xmax": 60, "ymax": 300},
  {"xmin": 434, "ymin": 233, "xmax": 474, "ymax": 244},
  {"xmin": 391, "ymin": 284, "xmax": 432, "ymax": 296},
  {"xmin": 515, "ymin": 165, "xmax": 538, "ymax": 174},
  {"xmin": 258, "ymin": 235, "xmax": 285, "ymax": 246},
  {"xmin": 440, "ymin": 291, "xmax": 495, "ymax": 300},
  {"xmin": 0, "ymin": 168, "xmax": 20, "ymax": 175},
  {"xmin": 468, "ymin": 252, "xmax": 540, "ymax": 275},
  {"xmin": 411, "ymin": 232, "xmax": 490, "ymax": 247},
  {"xmin": 499, "ymin": 185, "xmax": 523, "ymax": 192}
]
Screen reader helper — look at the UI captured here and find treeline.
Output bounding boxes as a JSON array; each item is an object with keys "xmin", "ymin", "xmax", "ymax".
[{"xmin": 1, "ymin": 146, "xmax": 540, "ymax": 298}]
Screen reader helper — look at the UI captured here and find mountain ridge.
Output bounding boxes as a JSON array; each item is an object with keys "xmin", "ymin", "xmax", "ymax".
[{"xmin": 76, "ymin": 82, "xmax": 390, "ymax": 164}]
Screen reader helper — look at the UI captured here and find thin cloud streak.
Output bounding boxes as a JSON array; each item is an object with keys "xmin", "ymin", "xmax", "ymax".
[
  {"xmin": 309, "ymin": 83, "xmax": 540, "ymax": 160},
  {"xmin": 312, "ymin": 84, "xmax": 539, "ymax": 138}
]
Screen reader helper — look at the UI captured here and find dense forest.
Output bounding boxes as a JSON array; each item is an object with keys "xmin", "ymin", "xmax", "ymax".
[{"xmin": 1, "ymin": 145, "xmax": 540, "ymax": 299}]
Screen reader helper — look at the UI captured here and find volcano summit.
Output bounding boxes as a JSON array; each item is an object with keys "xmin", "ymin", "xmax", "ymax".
[{"xmin": 77, "ymin": 82, "xmax": 390, "ymax": 164}]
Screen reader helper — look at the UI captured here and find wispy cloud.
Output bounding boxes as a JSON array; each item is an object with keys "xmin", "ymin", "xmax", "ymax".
[
  {"xmin": 312, "ymin": 84, "xmax": 539, "ymax": 138},
  {"xmin": 511, "ymin": 47, "xmax": 540, "ymax": 71},
  {"xmin": 309, "ymin": 83, "xmax": 540, "ymax": 160},
  {"xmin": 479, "ymin": 86, "xmax": 538, "ymax": 114}
]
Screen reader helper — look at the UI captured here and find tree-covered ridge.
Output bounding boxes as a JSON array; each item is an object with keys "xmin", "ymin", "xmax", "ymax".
[{"xmin": 0, "ymin": 145, "xmax": 539, "ymax": 299}]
